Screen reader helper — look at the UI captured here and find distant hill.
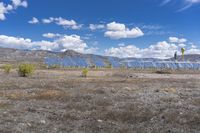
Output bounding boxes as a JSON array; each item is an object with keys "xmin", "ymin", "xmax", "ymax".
[
  {"xmin": 0, "ymin": 47, "xmax": 200, "ymax": 69},
  {"xmin": 167, "ymin": 54, "xmax": 200, "ymax": 62},
  {"xmin": 0, "ymin": 47, "xmax": 52, "ymax": 63}
]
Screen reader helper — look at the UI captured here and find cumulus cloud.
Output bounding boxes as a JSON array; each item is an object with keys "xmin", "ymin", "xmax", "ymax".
[
  {"xmin": 186, "ymin": 48, "xmax": 200, "ymax": 54},
  {"xmin": 43, "ymin": 33, "xmax": 61, "ymax": 38},
  {"xmin": 42, "ymin": 17, "xmax": 54, "ymax": 24},
  {"xmin": 169, "ymin": 37, "xmax": 187, "ymax": 43},
  {"xmin": 0, "ymin": 3, "xmax": 7, "ymax": 20},
  {"xmin": 105, "ymin": 41, "xmax": 178, "ymax": 59},
  {"xmin": 104, "ymin": 22, "xmax": 144, "ymax": 39},
  {"xmin": 28, "ymin": 17, "xmax": 39, "ymax": 24},
  {"xmin": 38, "ymin": 17, "xmax": 82, "ymax": 30},
  {"xmin": 12, "ymin": 0, "xmax": 28, "ymax": 8},
  {"xmin": 0, "ymin": 0, "xmax": 27, "ymax": 20},
  {"xmin": 105, "ymin": 45, "xmax": 141, "ymax": 58},
  {"xmin": 105, "ymin": 37, "xmax": 200, "ymax": 59},
  {"xmin": 191, "ymin": 45, "xmax": 197, "ymax": 48},
  {"xmin": 0, "ymin": 34, "xmax": 97, "ymax": 54},
  {"xmin": 89, "ymin": 24, "xmax": 105, "ymax": 31},
  {"xmin": 178, "ymin": 43, "xmax": 186, "ymax": 47}
]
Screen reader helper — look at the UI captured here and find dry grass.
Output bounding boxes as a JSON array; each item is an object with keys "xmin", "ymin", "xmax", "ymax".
[
  {"xmin": 192, "ymin": 98, "xmax": 200, "ymax": 106},
  {"xmin": 154, "ymin": 70, "xmax": 172, "ymax": 74},
  {"xmin": 0, "ymin": 69, "xmax": 199, "ymax": 132},
  {"xmin": 161, "ymin": 88, "xmax": 177, "ymax": 93},
  {"xmin": 0, "ymin": 103, "xmax": 11, "ymax": 109},
  {"xmin": 5, "ymin": 91, "xmax": 27, "ymax": 100},
  {"xmin": 32, "ymin": 90, "xmax": 66, "ymax": 100},
  {"xmin": 4, "ymin": 89, "xmax": 66, "ymax": 101}
]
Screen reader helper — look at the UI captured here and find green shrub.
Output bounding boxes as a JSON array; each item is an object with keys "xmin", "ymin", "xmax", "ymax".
[
  {"xmin": 82, "ymin": 68, "xmax": 88, "ymax": 77},
  {"xmin": 89, "ymin": 64, "xmax": 96, "ymax": 69},
  {"xmin": 154, "ymin": 70, "xmax": 172, "ymax": 74},
  {"xmin": 120, "ymin": 65, "xmax": 126, "ymax": 69},
  {"xmin": 3, "ymin": 64, "xmax": 12, "ymax": 74},
  {"xmin": 105, "ymin": 64, "xmax": 112, "ymax": 69},
  {"xmin": 48, "ymin": 64, "xmax": 61, "ymax": 69},
  {"xmin": 18, "ymin": 64, "xmax": 35, "ymax": 77}
]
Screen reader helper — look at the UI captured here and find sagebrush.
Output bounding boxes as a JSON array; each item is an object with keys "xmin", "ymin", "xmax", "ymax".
[
  {"xmin": 82, "ymin": 68, "xmax": 88, "ymax": 77},
  {"xmin": 18, "ymin": 64, "xmax": 35, "ymax": 77},
  {"xmin": 3, "ymin": 64, "xmax": 12, "ymax": 74}
]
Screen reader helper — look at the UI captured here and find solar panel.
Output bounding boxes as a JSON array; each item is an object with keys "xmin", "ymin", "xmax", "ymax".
[{"xmin": 45, "ymin": 56, "xmax": 200, "ymax": 69}]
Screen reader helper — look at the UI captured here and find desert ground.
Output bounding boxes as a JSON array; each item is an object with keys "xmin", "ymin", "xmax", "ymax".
[{"xmin": 0, "ymin": 68, "xmax": 199, "ymax": 133}]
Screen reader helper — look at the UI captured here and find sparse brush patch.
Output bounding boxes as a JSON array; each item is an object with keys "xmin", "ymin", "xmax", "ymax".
[
  {"xmin": 120, "ymin": 65, "xmax": 126, "ymax": 69},
  {"xmin": 0, "ymin": 103, "xmax": 11, "ymax": 109},
  {"xmin": 32, "ymin": 90, "xmax": 65, "ymax": 100},
  {"xmin": 48, "ymin": 64, "xmax": 61, "ymax": 69},
  {"xmin": 6, "ymin": 91, "xmax": 25, "ymax": 100},
  {"xmin": 154, "ymin": 70, "xmax": 172, "ymax": 74},
  {"xmin": 105, "ymin": 64, "xmax": 113, "ymax": 69},
  {"xmin": 89, "ymin": 64, "xmax": 96, "ymax": 69},
  {"xmin": 82, "ymin": 68, "xmax": 88, "ymax": 77},
  {"xmin": 18, "ymin": 64, "xmax": 35, "ymax": 77},
  {"xmin": 3, "ymin": 64, "xmax": 12, "ymax": 74}
]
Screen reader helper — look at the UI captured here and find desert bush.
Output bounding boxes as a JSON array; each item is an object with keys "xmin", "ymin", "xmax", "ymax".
[
  {"xmin": 105, "ymin": 64, "xmax": 113, "ymax": 69},
  {"xmin": 18, "ymin": 64, "xmax": 35, "ymax": 77},
  {"xmin": 89, "ymin": 64, "xmax": 96, "ymax": 69},
  {"xmin": 154, "ymin": 70, "xmax": 172, "ymax": 74},
  {"xmin": 3, "ymin": 64, "xmax": 12, "ymax": 74},
  {"xmin": 82, "ymin": 68, "xmax": 88, "ymax": 77},
  {"xmin": 120, "ymin": 65, "xmax": 126, "ymax": 69},
  {"xmin": 48, "ymin": 64, "xmax": 61, "ymax": 69}
]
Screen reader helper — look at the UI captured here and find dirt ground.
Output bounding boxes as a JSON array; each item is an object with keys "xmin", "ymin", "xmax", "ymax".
[{"xmin": 0, "ymin": 69, "xmax": 199, "ymax": 133}]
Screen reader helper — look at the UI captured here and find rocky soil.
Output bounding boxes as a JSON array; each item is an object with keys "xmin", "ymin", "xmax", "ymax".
[{"xmin": 0, "ymin": 69, "xmax": 199, "ymax": 133}]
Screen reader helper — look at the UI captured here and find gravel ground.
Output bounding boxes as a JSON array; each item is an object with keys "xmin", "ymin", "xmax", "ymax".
[{"xmin": 0, "ymin": 69, "xmax": 199, "ymax": 133}]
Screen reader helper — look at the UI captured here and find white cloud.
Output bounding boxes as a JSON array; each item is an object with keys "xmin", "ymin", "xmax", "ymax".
[
  {"xmin": 0, "ymin": 35, "xmax": 57, "ymax": 50},
  {"xmin": 105, "ymin": 38, "xmax": 200, "ymax": 59},
  {"xmin": 43, "ymin": 33, "xmax": 61, "ymax": 38},
  {"xmin": 161, "ymin": 0, "xmax": 172, "ymax": 5},
  {"xmin": 89, "ymin": 24, "xmax": 105, "ymax": 31},
  {"xmin": 11, "ymin": 0, "xmax": 28, "ymax": 8},
  {"xmin": 118, "ymin": 43, "xmax": 125, "ymax": 47},
  {"xmin": 104, "ymin": 22, "xmax": 144, "ymax": 39},
  {"xmin": 142, "ymin": 25, "xmax": 162, "ymax": 30},
  {"xmin": 178, "ymin": 43, "xmax": 186, "ymax": 47},
  {"xmin": 186, "ymin": 48, "xmax": 200, "ymax": 54},
  {"xmin": 186, "ymin": 0, "xmax": 200, "ymax": 4},
  {"xmin": 107, "ymin": 22, "xmax": 126, "ymax": 31},
  {"xmin": 28, "ymin": 17, "xmax": 39, "ymax": 24},
  {"xmin": 0, "ymin": 34, "xmax": 97, "ymax": 54},
  {"xmin": 42, "ymin": 17, "xmax": 54, "ymax": 24},
  {"xmin": 56, "ymin": 35, "xmax": 87, "ymax": 53},
  {"xmin": 105, "ymin": 45, "xmax": 141, "ymax": 58},
  {"xmin": 191, "ymin": 45, "xmax": 197, "ymax": 48},
  {"xmin": 162, "ymin": 0, "xmax": 200, "ymax": 11},
  {"xmin": 41, "ymin": 17, "xmax": 82, "ymax": 30},
  {"xmin": 169, "ymin": 37, "xmax": 187, "ymax": 43},
  {"xmin": 105, "ymin": 41, "xmax": 178, "ymax": 59},
  {"xmin": 0, "ymin": 3, "xmax": 7, "ymax": 20},
  {"xmin": 0, "ymin": 0, "xmax": 27, "ymax": 21}
]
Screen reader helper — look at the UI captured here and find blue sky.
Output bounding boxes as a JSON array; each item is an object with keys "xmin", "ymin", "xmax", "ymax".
[{"xmin": 0, "ymin": 0, "xmax": 200, "ymax": 58}]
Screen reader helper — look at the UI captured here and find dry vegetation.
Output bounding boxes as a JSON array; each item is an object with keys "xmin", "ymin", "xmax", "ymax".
[{"xmin": 0, "ymin": 68, "xmax": 199, "ymax": 133}]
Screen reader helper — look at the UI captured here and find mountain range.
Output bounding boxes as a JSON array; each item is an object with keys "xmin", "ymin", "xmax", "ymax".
[{"xmin": 0, "ymin": 47, "xmax": 200, "ymax": 68}]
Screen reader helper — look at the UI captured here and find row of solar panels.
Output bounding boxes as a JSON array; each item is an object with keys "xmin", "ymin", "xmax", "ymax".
[
  {"xmin": 44, "ymin": 56, "xmax": 200, "ymax": 70},
  {"xmin": 125, "ymin": 61, "xmax": 200, "ymax": 69}
]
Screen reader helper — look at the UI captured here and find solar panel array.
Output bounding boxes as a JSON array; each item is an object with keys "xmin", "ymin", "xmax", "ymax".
[
  {"xmin": 44, "ymin": 56, "xmax": 200, "ymax": 70},
  {"xmin": 126, "ymin": 61, "xmax": 200, "ymax": 70}
]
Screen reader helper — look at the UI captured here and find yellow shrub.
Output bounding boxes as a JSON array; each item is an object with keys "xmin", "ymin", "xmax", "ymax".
[
  {"xmin": 18, "ymin": 64, "xmax": 35, "ymax": 77},
  {"xmin": 3, "ymin": 64, "xmax": 12, "ymax": 74},
  {"xmin": 82, "ymin": 68, "xmax": 88, "ymax": 77}
]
